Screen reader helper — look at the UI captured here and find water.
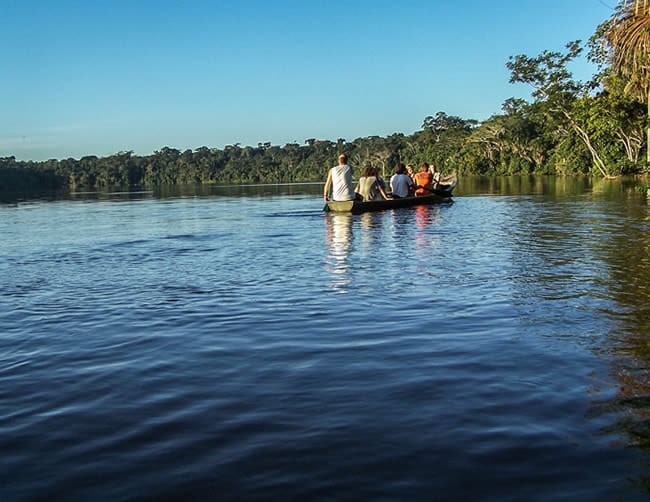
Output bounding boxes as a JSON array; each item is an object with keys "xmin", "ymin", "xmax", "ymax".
[{"xmin": 2, "ymin": 177, "xmax": 650, "ymax": 500}]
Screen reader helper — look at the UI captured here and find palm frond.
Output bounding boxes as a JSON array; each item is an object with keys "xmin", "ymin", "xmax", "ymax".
[{"xmin": 604, "ymin": 0, "xmax": 650, "ymax": 99}]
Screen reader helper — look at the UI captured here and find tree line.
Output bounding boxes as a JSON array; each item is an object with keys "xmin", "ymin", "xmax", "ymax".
[{"xmin": 1, "ymin": 1, "xmax": 648, "ymax": 193}]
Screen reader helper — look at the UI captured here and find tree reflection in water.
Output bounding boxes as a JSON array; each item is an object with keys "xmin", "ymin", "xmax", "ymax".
[{"xmin": 595, "ymin": 191, "xmax": 650, "ymax": 492}]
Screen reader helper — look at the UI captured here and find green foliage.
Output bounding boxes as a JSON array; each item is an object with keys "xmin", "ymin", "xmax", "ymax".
[
  {"xmin": 3, "ymin": 17, "xmax": 650, "ymax": 192},
  {"xmin": 0, "ymin": 156, "xmax": 64, "ymax": 192},
  {"xmin": 0, "ymin": 94, "xmax": 644, "ymax": 193}
]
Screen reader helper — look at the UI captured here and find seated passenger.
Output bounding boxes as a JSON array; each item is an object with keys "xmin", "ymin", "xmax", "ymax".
[
  {"xmin": 390, "ymin": 163, "xmax": 414, "ymax": 198},
  {"xmin": 428, "ymin": 161, "xmax": 442, "ymax": 188},
  {"xmin": 406, "ymin": 164, "xmax": 416, "ymax": 180},
  {"xmin": 324, "ymin": 153, "xmax": 357, "ymax": 202},
  {"xmin": 355, "ymin": 166, "xmax": 389, "ymax": 201},
  {"xmin": 414, "ymin": 162, "xmax": 434, "ymax": 196},
  {"xmin": 373, "ymin": 167, "xmax": 387, "ymax": 192}
]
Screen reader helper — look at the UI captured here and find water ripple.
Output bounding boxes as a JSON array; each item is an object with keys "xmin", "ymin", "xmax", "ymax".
[{"xmin": 1, "ymin": 187, "xmax": 650, "ymax": 499}]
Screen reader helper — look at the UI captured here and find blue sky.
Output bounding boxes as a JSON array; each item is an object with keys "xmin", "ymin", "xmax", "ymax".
[{"xmin": 2, "ymin": 0, "xmax": 615, "ymax": 161}]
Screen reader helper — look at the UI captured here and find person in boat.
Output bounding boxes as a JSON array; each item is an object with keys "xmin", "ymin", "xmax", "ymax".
[
  {"xmin": 355, "ymin": 165, "xmax": 390, "ymax": 201},
  {"xmin": 406, "ymin": 164, "xmax": 416, "ymax": 180},
  {"xmin": 413, "ymin": 162, "xmax": 434, "ymax": 196},
  {"xmin": 389, "ymin": 163, "xmax": 414, "ymax": 198},
  {"xmin": 405, "ymin": 164, "xmax": 416, "ymax": 196},
  {"xmin": 428, "ymin": 161, "xmax": 442, "ymax": 188},
  {"xmin": 406, "ymin": 165, "xmax": 416, "ymax": 196},
  {"xmin": 373, "ymin": 167, "xmax": 387, "ymax": 192},
  {"xmin": 324, "ymin": 154, "xmax": 358, "ymax": 202}
]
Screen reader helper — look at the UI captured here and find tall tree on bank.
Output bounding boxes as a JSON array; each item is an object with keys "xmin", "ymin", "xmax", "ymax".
[
  {"xmin": 507, "ymin": 41, "xmax": 611, "ymax": 177},
  {"xmin": 599, "ymin": 0, "xmax": 650, "ymax": 162}
]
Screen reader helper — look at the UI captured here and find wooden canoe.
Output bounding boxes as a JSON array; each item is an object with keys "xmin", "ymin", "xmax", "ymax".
[{"xmin": 325, "ymin": 177, "xmax": 456, "ymax": 214}]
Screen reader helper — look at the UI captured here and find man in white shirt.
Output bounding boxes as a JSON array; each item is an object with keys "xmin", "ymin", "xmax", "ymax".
[{"xmin": 324, "ymin": 154, "xmax": 356, "ymax": 202}]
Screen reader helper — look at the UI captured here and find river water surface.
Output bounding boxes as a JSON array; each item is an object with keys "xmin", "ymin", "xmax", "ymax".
[{"xmin": 3, "ymin": 177, "xmax": 650, "ymax": 500}]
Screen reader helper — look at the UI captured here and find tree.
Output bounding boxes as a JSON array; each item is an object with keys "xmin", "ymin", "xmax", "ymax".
[
  {"xmin": 466, "ymin": 100, "xmax": 548, "ymax": 175},
  {"xmin": 422, "ymin": 111, "xmax": 475, "ymax": 142},
  {"xmin": 597, "ymin": 0, "xmax": 650, "ymax": 162},
  {"xmin": 507, "ymin": 41, "xmax": 611, "ymax": 177},
  {"xmin": 590, "ymin": 75, "xmax": 646, "ymax": 165}
]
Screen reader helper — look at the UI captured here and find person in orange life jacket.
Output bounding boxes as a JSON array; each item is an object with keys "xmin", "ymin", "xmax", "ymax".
[
  {"xmin": 413, "ymin": 162, "xmax": 434, "ymax": 196},
  {"xmin": 389, "ymin": 163, "xmax": 415, "ymax": 198}
]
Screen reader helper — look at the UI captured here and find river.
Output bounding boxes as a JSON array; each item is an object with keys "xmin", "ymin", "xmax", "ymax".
[{"xmin": 2, "ymin": 176, "xmax": 650, "ymax": 500}]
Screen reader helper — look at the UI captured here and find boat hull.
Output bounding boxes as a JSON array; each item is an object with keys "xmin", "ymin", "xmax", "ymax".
[
  {"xmin": 325, "ymin": 189, "xmax": 452, "ymax": 214},
  {"xmin": 325, "ymin": 175, "xmax": 456, "ymax": 213}
]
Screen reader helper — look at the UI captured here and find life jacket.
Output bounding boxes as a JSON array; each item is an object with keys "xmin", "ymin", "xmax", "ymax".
[{"xmin": 414, "ymin": 171, "xmax": 433, "ymax": 196}]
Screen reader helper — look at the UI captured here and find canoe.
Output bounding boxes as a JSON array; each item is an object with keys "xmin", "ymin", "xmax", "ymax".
[{"xmin": 325, "ymin": 176, "xmax": 456, "ymax": 214}]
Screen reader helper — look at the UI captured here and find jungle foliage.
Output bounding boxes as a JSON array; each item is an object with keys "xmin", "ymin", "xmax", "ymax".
[{"xmin": 2, "ymin": 2, "xmax": 649, "ymax": 192}]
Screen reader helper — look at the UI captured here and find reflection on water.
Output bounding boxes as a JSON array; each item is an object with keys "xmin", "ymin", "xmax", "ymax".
[
  {"xmin": 414, "ymin": 204, "xmax": 442, "ymax": 259},
  {"xmin": 358, "ymin": 212, "xmax": 384, "ymax": 254},
  {"xmin": 324, "ymin": 213, "xmax": 353, "ymax": 292},
  {"xmin": 414, "ymin": 204, "xmax": 431, "ymax": 230},
  {"xmin": 595, "ymin": 196, "xmax": 650, "ymax": 479}
]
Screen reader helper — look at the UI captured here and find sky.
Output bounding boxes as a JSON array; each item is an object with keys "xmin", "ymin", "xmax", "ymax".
[{"xmin": 1, "ymin": 0, "xmax": 616, "ymax": 161}]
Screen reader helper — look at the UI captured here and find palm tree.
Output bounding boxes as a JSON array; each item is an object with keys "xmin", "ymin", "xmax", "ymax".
[{"xmin": 601, "ymin": 0, "xmax": 650, "ymax": 162}]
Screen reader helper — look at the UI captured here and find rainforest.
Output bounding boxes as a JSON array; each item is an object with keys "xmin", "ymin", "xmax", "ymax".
[{"xmin": 1, "ymin": 2, "xmax": 649, "ymax": 193}]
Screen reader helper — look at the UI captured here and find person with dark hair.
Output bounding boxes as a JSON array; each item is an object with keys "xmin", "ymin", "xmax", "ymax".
[
  {"xmin": 324, "ymin": 154, "xmax": 356, "ymax": 202},
  {"xmin": 372, "ymin": 167, "xmax": 386, "ymax": 192},
  {"xmin": 355, "ymin": 165, "xmax": 389, "ymax": 201},
  {"xmin": 428, "ymin": 161, "xmax": 442, "ymax": 188},
  {"xmin": 389, "ymin": 163, "xmax": 414, "ymax": 198}
]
